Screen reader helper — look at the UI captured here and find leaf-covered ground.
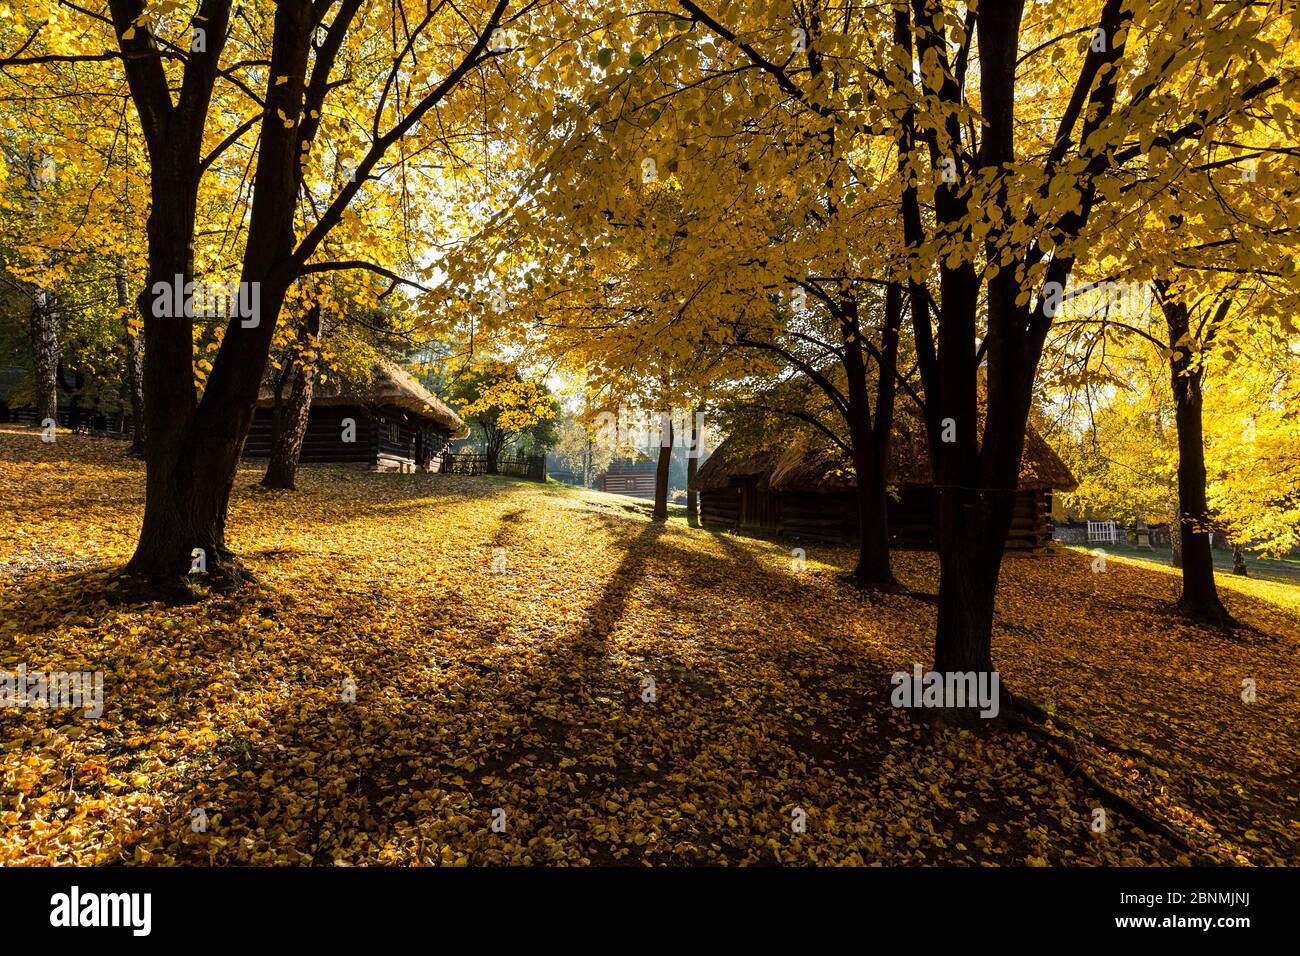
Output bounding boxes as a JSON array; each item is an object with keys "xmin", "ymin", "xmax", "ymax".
[{"xmin": 1, "ymin": 426, "xmax": 1296, "ymax": 865}]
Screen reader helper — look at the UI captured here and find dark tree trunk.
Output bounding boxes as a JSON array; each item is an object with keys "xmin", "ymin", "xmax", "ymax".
[
  {"xmin": 1232, "ymin": 541, "xmax": 1247, "ymax": 576},
  {"xmin": 128, "ymin": 274, "xmax": 294, "ymax": 583},
  {"xmin": 846, "ymin": 285, "xmax": 904, "ymax": 588},
  {"xmin": 920, "ymin": 0, "xmax": 1045, "ymax": 687},
  {"xmin": 933, "ymin": 520, "xmax": 1004, "ymax": 675},
  {"xmin": 116, "ymin": 260, "xmax": 146, "ymax": 456},
  {"xmin": 926, "ymin": 238, "xmax": 996, "ymax": 675},
  {"xmin": 125, "ymin": 165, "xmax": 299, "ymax": 583},
  {"xmin": 262, "ymin": 304, "xmax": 322, "ymax": 490},
  {"xmin": 652, "ymin": 418, "xmax": 672, "ymax": 521},
  {"xmin": 29, "ymin": 290, "xmax": 58, "ymax": 426},
  {"xmin": 1169, "ymin": 505, "xmax": 1183, "ymax": 567},
  {"xmin": 685, "ymin": 411, "xmax": 700, "ymax": 525},
  {"xmin": 853, "ymin": 446, "xmax": 894, "ymax": 584},
  {"xmin": 127, "ymin": 162, "xmax": 216, "ymax": 581},
  {"xmin": 265, "ymin": 359, "xmax": 292, "ymax": 468},
  {"xmin": 1164, "ymin": 297, "xmax": 1233, "ymax": 626},
  {"xmin": 120, "ymin": 0, "xmax": 312, "ymax": 584},
  {"xmin": 485, "ymin": 429, "xmax": 503, "ymax": 474},
  {"xmin": 839, "ymin": 365, "xmax": 890, "ymax": 587}
]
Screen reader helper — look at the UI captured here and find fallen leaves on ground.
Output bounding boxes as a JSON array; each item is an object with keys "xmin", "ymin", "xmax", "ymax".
[{"xmin": 0, "ymin": 426, "xmax": 1295, "ymax": 865}]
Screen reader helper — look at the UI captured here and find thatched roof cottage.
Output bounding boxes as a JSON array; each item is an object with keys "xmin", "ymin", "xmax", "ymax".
[
  {"xmin": 243, "ymin": 357, "xmax": 468, "ymax": 473},
  {"xmin": 691, "ymin": 419, "xmax": 1077, "ymax": 552}
]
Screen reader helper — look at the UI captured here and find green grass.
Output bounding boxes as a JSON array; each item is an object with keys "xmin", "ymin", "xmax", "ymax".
[{"xmin": 1063, "ymin": 541, "xmax": 1300, "ymax": 586}]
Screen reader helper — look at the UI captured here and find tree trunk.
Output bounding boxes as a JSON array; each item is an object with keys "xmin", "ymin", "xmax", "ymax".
[
  {"xmin": 933, "ymin": 521, "xmax": 1003, "ymax": 676},
  {"xmin": 120, "ymin": 0, "xmax": 243, "ymax": 585},
  {"xmin": 1169, "ymin": 505, "xmax": 1183, "ymax": 567},
  {"xmin": 265, "ymin": 360, "xmax": 291, "ymax": 471},
  {"xmin": 847, "ymin": 285, "xmax": 903, "ymax": 588},
  {"xmin": 1231, "ymin": 541, "xmax": 1247, "ymax": 576},
  {"xmin": 842, "ymin": 363, "xmax": 895, "ymax": 587},
  {"xmin": 925, "ymin": 235, "xmax": 1019, "ymax": 686},
  {"xmin": 853, "ymin": 447, "xmax": 895, "ymax": 585},
  {"xmin": 582, "ymin": 437, "xmax": 593, "ymax": 488},
  {"xmin": 1165, "ymin": 299, "xmax": 1233, "ymax": 626},
  {"xmin": 652, "ymin": 418, "xmax": 672, "ymax": 521},
  {"xmin": 685, "ymin": 411, "xmax": 700, "ymax": 525},
  {"xmin": 29, "ymin": 290, "xmax": 59, "ymax": 426},
  {"xmin": 116, "ymin": 260, "xmax": 146, "ymax": 456},
  {"xmin": 25, "ymin": 149, "xmax": 59, "ymax": 429},
  {"xmin": 126, "ymin": 162, "xmax": 212, "ymax": 582},
  {"xmin": 262, "ymin": 305, "xmax": 322, "ymax": 490},
  {"xmin": 120, "ymin": 0, "xmax": 334, "ymax": 585},
  {"xmin": 925, "ymin": 0, "xmax": 1045, "ymax": 695},
  {"xmin": 878, "ymin": 0, "xmax": 1129, "ymax": 704},
  {"xmin": 125, "ymin": 170, "xmax": 294, "ymax": 584}
]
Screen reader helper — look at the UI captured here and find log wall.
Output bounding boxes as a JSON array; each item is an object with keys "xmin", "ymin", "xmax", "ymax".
[
  {"xmin": 602, "ymin": 471, "xmax": 657, "ymax": 498},
  {"xmin": 699, "ymin": 485, "xmax": 1055, "ymax": 552},
  {"xmin": 700, "ymin": 487, "xmax": 741, "ymax": 529},
  {"xmin": 244, "ymin": 403, "xmax": 452, "ymax": 472}
]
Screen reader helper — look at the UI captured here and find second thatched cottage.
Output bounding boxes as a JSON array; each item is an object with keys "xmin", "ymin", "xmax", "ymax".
[{"xmin": 691, "ymin": 419, "xmax": 1076, "ymax": 552}]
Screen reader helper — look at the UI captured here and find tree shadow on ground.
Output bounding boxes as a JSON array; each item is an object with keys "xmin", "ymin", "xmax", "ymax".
[{"xmin": 9, "ymin": 489, "xmax": 1287, "ymax": 865}]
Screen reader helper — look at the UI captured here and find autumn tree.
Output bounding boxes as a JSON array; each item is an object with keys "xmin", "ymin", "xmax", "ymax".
[
  {"xmin": 1049, "ymin": 259, "xmax": 1300, "ymax": 593},
  {"xmin": 449, "ymin": 360, "xmax": 557, "ymax": 473},
  {"xmin": 1045, "ymin": 334, "xmax": 1179, "ymax": 532},
  {"xmin": 0, "ymin": 0, "xmax": 574, "ymax": 583},
  {"xmin": 0, "ymin": 40, "xmax": 151, "ymax": 438},
  {"xmin": 677, "ymin": 0, "xmax": 1292, "ymax": 677},
  {"xmin": 435, "ymin": 14, "xmax": 910, "ymax": 567},
  {"xmin": 1206, "ymin": 341, "xmax": 1300, "ymax": 558},
  {"xmin": 731, "ymin": 283, "xmax": 910, "ymax": 585},
  {"xmin": 1044, "ymin": 84, "xmax": 1298, "ymax": 622},
  {"xmin": 552, "ymin": 404, "xmax": 618, "ymax": 487}
]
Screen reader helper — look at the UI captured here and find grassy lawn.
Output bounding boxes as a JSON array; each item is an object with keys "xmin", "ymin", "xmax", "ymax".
[
  {"xmin": 1064, "ymin": 541, "xmax": 1300, "ymax": 587},
  {"xmin": 1, "ymin": 426, "xmax": 1297, "ymax": 865}
]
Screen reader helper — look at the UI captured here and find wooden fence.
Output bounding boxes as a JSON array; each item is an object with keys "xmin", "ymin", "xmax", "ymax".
[
  {"xmin": 441, "ymin": 452, "xmax": 546, "ymax": 482},
  {"xmin": 1086, "ymin": 519, "xmax": 1119, "ymax": 545}
]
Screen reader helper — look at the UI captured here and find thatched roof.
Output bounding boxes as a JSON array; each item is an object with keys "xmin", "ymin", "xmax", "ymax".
[
  {"xmin": 694, "ymin": 417, "xmax": 1077, "ymax": 494},
  {"xmin": 257, "ymin": 356, "xmax": 468, "ymax": 438}
]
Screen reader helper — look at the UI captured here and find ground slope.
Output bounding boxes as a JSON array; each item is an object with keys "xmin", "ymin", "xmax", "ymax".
[{"xmin": 1, "ymin": 427, "xmax": 1296, "ymax": 865}]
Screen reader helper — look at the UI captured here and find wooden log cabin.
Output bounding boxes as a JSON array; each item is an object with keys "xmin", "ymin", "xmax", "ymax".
[
  {"xmin": 600, "ymin": 457, "xmax": 659, "ymax": 498},
  {"xmin": 692, "ymin": 421, "xmax": 1076, "ymax": 553},
  {"xmin": 243, "ymin": 357, "xmax": 467, "ymax": 472}
]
